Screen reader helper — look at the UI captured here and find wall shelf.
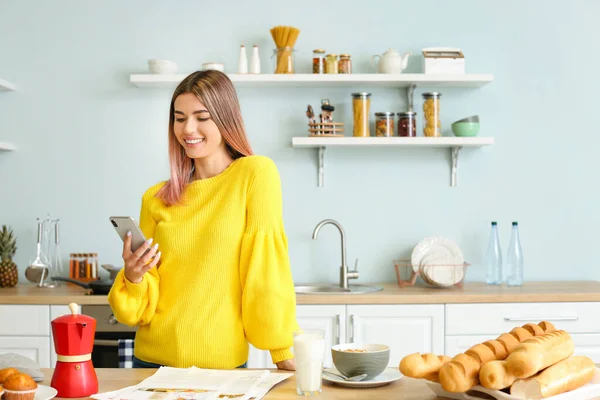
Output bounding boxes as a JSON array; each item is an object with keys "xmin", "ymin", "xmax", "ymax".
[
  {"xmin": 0, "ymin": 78, "xmax": 16, "ymax": 91},
  {"xmin": 291, "ymin": 136, "xmax": 494, "ymax": 188},
  {"xmin": 0, "ymin": 142, "xmax": 17, "ymax": 151},
  {"xmin": 130, "ymin": 73, "xmax": 493, "ymax": 89}
]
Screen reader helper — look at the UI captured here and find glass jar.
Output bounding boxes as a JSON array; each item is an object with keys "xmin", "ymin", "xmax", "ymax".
[
  {"xmin": 397, "ymin": 111, "xmax": 417, "ymax": 137},
  {"xmin": 273, "ymin": 46, "xmax": 295, "ymax": 74},
  {"xmin": 339, "ymin": 54, "xmax": 352, "ymax": 74},
  {"xmin": 375, "ymin": 112, "xmax": 394, "ymax": 137},
  {"xmin": 312, "ymin": 49, "xmax": 325, "ymax": 74},
  {"xmin": 352, "ymin": 92, "xmax": 371, "ymax": 137},
  {"xmin": 422, "ymin": 92, "xmax": 442, "ymax": 137},
  {"xmin": 325, "ymin": 54, "xmax": 338, "ymax": 74}
]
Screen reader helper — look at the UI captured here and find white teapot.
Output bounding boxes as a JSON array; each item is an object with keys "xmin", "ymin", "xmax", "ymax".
[{"xmin": 371, "ymin": 48, "xmax": 411, "ymax": 74}]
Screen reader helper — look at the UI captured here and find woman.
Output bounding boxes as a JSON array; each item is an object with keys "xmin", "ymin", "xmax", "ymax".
[{"xmin": 108, "ymin": 70, "xmax": 298, "ymax": 371}]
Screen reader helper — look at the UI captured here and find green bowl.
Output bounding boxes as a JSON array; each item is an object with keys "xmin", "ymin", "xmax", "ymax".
[
  {"xmin": 331, "ymin": 343, "xmax": 390, "ymax": 380},
  {"xmin": 452, "ymin": 121, "xmax": 480, "ymax": 137}
]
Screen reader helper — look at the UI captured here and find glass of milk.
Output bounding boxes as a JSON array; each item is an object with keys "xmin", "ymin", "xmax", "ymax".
[{"xmin": 293, "ymin": 329, "xmax": 326, "ymax": 396}]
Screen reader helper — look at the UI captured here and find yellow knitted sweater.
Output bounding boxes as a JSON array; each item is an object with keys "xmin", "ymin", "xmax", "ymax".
[{"xmin": 108, "ymin": 155, "xmax": 298, "ymax": 369}]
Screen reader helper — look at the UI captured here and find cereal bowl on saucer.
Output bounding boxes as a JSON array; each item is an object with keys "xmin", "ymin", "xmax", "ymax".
[{"xmin": 331, "ymin": 343, "xmax": 390, "ymax": 380}]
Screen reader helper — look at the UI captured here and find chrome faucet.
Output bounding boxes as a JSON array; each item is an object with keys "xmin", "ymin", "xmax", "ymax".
[{"xmin": 312, "ymin": 219, "xmax": 359, "ymax": 290}]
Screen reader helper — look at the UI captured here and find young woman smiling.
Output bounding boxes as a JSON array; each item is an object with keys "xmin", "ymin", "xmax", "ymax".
[{"xmin": 108, "ymin": 70, "xmax": 298, "ymax": 371}]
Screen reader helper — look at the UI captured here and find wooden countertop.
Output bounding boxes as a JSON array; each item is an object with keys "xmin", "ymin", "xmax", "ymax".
[
  {"xmin": 2, "ymin": 281, "xmax": 600, "ymax": 305},
  {"xmin": 40, "ymin": 368, "xmax": 444, "ymax": 400}
]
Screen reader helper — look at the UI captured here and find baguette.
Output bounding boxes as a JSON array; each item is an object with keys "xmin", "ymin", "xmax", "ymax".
[
  {"xmin": 399, "ymin": 353, "xmax": 451, "ymax": 378},
  {"xmin": 506, "ymin": 330, "xmax": 574, "ymax": 379},
  {"xmin": 439, "ymin": 321, "xmax": 549, "ymax": 393},
  {"xmin": 510, "ymin": 356, "xmax": 595, "ymax": 399},
  {"xmin": 479, "ymin": 360, "xmax": 517, "ymax": 390}
]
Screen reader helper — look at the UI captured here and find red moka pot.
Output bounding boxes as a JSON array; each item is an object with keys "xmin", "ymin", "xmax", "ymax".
[{"xmin": 50, "ymin": 302, "xmax": 98, "ymax": 398}]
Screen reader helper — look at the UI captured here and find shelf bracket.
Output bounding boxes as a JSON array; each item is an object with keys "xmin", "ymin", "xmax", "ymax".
[
  {"xmin": 451, "ymin": 146, "xmax": 462, "ymax": 187},
  {"xmin": 318, "ymin": 146, "xmax": 326, "ymax": 187},
  {"xmin": 407, "ymin": 83, "xmax": 417, "ymax": 112}
]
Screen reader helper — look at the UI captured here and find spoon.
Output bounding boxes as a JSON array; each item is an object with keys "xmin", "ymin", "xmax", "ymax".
[{"xmin": 322, "ymin": 370, "xmax": 368, "ymax": 382}]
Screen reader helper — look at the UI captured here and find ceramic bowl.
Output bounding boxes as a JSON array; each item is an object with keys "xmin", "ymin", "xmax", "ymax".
[
  {"xmin": 331, "ymin": 343, "xmax": 390, "ymax": 380},
  {"xmin": 148, "ymin": 59, "xmax": 178, "ymax": 74},
  {"xmin": 452, "ymin": 121, "xmax": 480, "ymax": 137},
  {"xmin": 455, "ymin": 115, "xmax": 480, "ymax": 123}
]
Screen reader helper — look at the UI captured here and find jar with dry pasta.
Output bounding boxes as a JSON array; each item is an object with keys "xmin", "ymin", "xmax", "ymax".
[
  {"xmin": 397, "ymin": 111, "xmax": 417, "ymax": 137},
  {"xmin": 375, "ymin": 112, "xmax": 394, "ymax": 137},
  {"xmin": 422, "ymin": 92, "xmax": 441, "ymax": 137},
  {"xmin": 352, "ymin": 92, "xmax": 371, "ymax": 137}
]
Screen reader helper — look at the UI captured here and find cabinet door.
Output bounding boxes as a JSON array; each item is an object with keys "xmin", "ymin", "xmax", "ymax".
[
  {"xmin": 445, "ymin": 335, "xmax": 497, "ymax": 358},
  {"xmin": 347, "ymin": 305, "xmax": 444, "ymax": 367},
  {"xmin": 0, "ymin": 337, "xmax": 51, "ymax": 368},
  {"xmin": 0, "ymin": 305, "xmax": 49, "ymax": 336},
  {"xmin": 246, "ymin": 305, "xmax": 346, "ymax": 368}
]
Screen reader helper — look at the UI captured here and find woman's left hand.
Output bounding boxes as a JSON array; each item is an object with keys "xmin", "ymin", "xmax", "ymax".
[{"xmin": 276, "ymin": 358, "xmax": 296, "ymax": 371}]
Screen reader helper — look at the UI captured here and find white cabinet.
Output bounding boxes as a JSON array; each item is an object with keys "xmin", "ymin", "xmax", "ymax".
[
  {"xmin": 571, "ymin": 334, "xmax": 600, "ymax": 364},
  {"xmin": 347, "ymin": 304, "xmax": 444, "ymax": 367},
  {"xmin": 0, "ymin": 305, "xmax": 49, "ymax": 335},
  {"xmin": 0, "ymin": 336, "xmax": 50, "ymax": 367},
  {"xmin": 445, "ymin": 335, "xmax": 497, "ymax": 358},
  {"xmin": 247, "ymin": 305, "xmax": 345, "ymax": 368}
]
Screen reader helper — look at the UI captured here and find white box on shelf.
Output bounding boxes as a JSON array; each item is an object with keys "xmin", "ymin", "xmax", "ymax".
[{"xmin": 422, "ymin": 47, "xmax": 466, "ymax": 75}]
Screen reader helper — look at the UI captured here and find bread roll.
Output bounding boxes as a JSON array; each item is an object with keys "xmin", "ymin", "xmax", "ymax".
[
  {"xmin": 538, "ymin": 321, "xmax": 556, "ymax": 332},
  {"xmin": 506, "ymin": 330, "xmax": 574, "ymax": 379},
  {"xmin": 522, "ymin": 323, "xmax": 545, "ymax": 337},
  {"xmin": 479, "ymin": 360, "xmax": 517, "ymax": 390},
  {"xmin": 399, "ymin": 353, "xmax": 451, "ymax": 378},
  {"xmin": 439, "ymin": 321, "xmax": 549, "ymax": 393},
  {"xmin": 510, "ymin": 356, "xmax": 596, "ymax": 399}
]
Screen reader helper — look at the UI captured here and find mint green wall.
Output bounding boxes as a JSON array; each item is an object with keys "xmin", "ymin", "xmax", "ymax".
[{"xmin": 1, "ymin": 0, "xmax": 598, "ymax": 285}]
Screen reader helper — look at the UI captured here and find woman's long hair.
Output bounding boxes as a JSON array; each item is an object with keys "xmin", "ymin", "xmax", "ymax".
[{"xmin": 156, "ymin": 70, "xmax": 253, "ymax": 205}]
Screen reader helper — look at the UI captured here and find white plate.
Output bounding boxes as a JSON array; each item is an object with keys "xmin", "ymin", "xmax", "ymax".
[
  {"xmin": 322, "ymin": 367, "xmax": 401, "ymax": 388},
  {"xmin": 421, "ymin": 253, "xmax": 465, "ymax": 287},
  {"xmin": 35, "ymin": 385, "xmax": 58, "ymax": 400},
  {"xmin": 423, "ymin": 367, "xmax": 600, "ymax": 399},
  {"xmin": 411, "ymin": 236, "xmax": 464, "ymax": 276}
]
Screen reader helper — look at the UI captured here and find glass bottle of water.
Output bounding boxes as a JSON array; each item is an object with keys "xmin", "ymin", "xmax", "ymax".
[
  {"xmin": 485, "ymin": 222, "xmax": 503, "ymax": 285},
  {"xmin": 506, "ymin": 222, "xmax": 524, "ymax": 286}
]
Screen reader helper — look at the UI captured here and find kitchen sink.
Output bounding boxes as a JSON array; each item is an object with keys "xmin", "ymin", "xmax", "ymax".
[{"xmin": 294, "ymin": 284, "xmax": 383, "ymax": 295}]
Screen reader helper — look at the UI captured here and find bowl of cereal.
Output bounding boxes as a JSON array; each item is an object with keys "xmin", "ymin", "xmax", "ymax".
[{"xmin": 331, "ymin": 343, "xmax": 390, "ymax": 380}]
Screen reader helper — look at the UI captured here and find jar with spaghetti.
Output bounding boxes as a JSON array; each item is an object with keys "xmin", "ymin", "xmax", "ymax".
[
  {"xmin": 397, "ymin": 111, "xmax": 417, "ymax": 137},
  {"xmin": 422, "ymin": 92, "xmax": 442, "ymax": 137},
  {"xmin": 312, "ymin": 49, "xmax": 326, "ymax": 74},
  {"xmin": 375, "ymin": 112, "xmax": 394, "ymax": 137},
  {"xmin": 273, "ymin": 46, "xmax": 295, "ymax": 74},
  {"xmin": 352, "ymin": 92, "xmax": 371, "ymax": 137},
  {"xmin": 325, "ymin": 54, "xmax": 338, "ymax": 74},
  {"xmin": 339, "ymin": 54, "xmax": 352, "ymax": 74}
]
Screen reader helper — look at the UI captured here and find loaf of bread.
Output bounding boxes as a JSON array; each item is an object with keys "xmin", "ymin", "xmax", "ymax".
[
  {"xmin": 510, "ymin": 356, "xmax": 596, "ymax": 399},
  {"xmin": 399, "ymin": 353, "xmax": 451, "ymax": 378},
  {"xmin": 506, "ymin": 330, "xmax": 574, "ymax": 379},
  {"xmin": 479, "ymin": 360, "xmax": 517, "ymax": 390},
  {"xmin": 439, "ymin": 321, "xmax": 553, "ymax": 393}
]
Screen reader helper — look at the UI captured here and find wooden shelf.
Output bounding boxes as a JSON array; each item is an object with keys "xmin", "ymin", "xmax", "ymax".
[
  {"xmin": 292, "ymin": 136, "xmax": 494, "ymax": 188},
  {"xmin": 0, "ymin": 142, "xmax": 16, "ymax": 151},
  {"xmin": 130, "ymin": 73, "xmax": 494, "ymax": 89},
  {"xmin": 0, "ymin": 78, "xmax": 16, "ymax": 91}
]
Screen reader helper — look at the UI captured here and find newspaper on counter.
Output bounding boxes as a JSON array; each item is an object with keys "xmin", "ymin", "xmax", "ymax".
[{"xmin": 91, "ymin": 366, "xmax": 292, "ymax": 400}]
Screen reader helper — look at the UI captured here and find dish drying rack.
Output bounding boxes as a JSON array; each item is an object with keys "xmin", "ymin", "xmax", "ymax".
[{"xmin": 394, "ymin": 259, "xmax": 471, "ymax": 289}]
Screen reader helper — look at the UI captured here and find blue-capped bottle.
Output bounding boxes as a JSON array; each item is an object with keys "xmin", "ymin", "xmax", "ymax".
[
  {"xmin": 485, "ymin": 222, "xmax": 503, "ymax": 285},
  {"xmin": 506, "ymin": 222, "xmax": 524, "ymax": 286}
]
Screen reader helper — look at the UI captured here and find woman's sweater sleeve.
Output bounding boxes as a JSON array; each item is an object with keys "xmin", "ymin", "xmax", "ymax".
[
  {"xmin": 107, "ymin": 190, "xmax": 161, "ymax": 326},
  {"xmin": 239, "ymin": 158, "xmax": 299, "ymax": 364}
]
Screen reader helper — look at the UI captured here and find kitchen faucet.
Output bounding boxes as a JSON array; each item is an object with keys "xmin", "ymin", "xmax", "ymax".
[{"xmin": 312, "ymin": 219, "xmax": 359, "ymax": 290}]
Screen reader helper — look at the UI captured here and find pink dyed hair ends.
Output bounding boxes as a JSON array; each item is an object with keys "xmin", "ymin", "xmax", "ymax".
[{"xmin": 156, "ymin": 70, "xmax": 253, "ymax": 205}]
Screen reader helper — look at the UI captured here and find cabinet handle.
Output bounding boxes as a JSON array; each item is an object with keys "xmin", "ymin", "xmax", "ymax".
[
  {"xmin": 349, "ymin": 314, "xmax": 356, "ymax": 343},
  {"xmin": 94, "ymin": 339, "xmax": 118, "ymax": 347},
  {"xmin": 335, "ymin": 314, "xmax": 341, "ymax": 345},
  {"xmin": 504, "ymin": 316, "xmax": 579, "ymax": 322}
]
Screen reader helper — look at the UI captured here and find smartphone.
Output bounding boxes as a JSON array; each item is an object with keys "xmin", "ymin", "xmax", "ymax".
[{"xmin": 109, "ymin": 216, "xmax": 147, "ymax": 252}]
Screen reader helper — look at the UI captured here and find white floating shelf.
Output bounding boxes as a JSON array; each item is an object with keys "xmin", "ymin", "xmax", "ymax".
[
  {"xmin": 291, "ymin": 136, "xmax": 494, "ymax": 188},
  {"xmin": 0, "ymin": 142, "xmax": 17, "ymax": 151},
  {"xmin": 0, "ymin": 78, "xmax": 16, "ymax": 91},
  {"xmin": 130, "ymin": 73, "xmax": 493, "ymax": 89}
]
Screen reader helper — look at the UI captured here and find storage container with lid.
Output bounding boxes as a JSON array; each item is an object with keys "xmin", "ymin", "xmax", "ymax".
[
  {"xmin": 312, "ymin": 49, "xmax": 326, "ymax": 74},
  {"xmin": 397, "ymin": 111, "xmax": 417, "ymax": 137},
  {"xmin": 375, "ymin": 112, "xmax": 394, "ymax": 137},
  {"xmin": 325, "ymin": 54, "xmax": 338, "ymax": 74},
  {"xmin": 422, "ymin": 92, "xmax": 442, "ymax": 137},
  {"xmin": 352, "ymin": 92, "xmax": 371, "ymax": 137},
  {"xmin": 339, "ymin": 54, "xmax": 352, "ymax": 74}
]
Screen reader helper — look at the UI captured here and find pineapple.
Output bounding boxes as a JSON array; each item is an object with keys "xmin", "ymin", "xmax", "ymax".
[{"xmin": 0, "ymin": 225, "xmax": 19, "ymax": 288}]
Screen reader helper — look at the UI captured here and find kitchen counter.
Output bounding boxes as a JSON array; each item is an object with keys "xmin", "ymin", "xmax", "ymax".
[
  {"xmin": 40, "ymin": 368, "xmax": 442, "ymax": 399},
  {"xmin": 2, "ymin": 281, "xmax": 600, "ymax": 305}
]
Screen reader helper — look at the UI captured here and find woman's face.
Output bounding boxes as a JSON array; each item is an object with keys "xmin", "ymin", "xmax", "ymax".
[{"xmin": 173, "ymin": 93, "xmax": 227, "ymax": 160}]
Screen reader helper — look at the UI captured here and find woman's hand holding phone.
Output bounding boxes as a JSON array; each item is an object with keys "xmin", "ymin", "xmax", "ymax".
[{"xmin": 122, "ymin": 232, "xmax": 161, "ymax": 284}]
